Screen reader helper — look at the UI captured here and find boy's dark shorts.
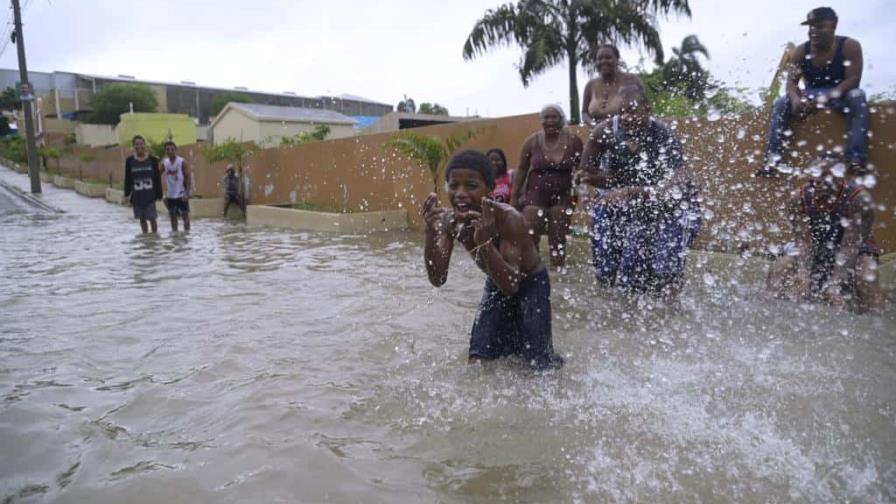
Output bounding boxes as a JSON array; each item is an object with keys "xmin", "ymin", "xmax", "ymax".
[
  {"xmin": 132, "ymin": 201, "xmax": 158, "ymax": 221},
  {"xmin": 225, "ymin": 193, "xmax": 240, "ymax": 204},
  {"xmin": 469, "ymin": 268, "xmax": 563, "ymax": 370},
  {"xmin": 164, "ymin": 198, "xmax": 190, "ymax": 218}
]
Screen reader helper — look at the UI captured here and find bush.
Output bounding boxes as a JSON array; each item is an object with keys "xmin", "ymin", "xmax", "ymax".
[
  {"xmin": 0, "ymin": 136, "xmax": 27, "ymax": 163},
  {"xmin": 280, "ymin": 125, "xmax": 331, "ymax": 146},
  {"xmin": 86, "ymin": 83, "xmax": 158, "ymax": 125}
]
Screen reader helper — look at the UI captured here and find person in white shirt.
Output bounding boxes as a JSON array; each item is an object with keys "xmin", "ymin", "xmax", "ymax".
[{"xmin": 162, "ymin": 141, "xmax": 191, "ymax": 232}]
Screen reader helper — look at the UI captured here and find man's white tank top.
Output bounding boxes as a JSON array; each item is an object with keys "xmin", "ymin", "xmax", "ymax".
[{"xmin": 162, "ymin": 156, "xmax": 186, "ymax": 198}]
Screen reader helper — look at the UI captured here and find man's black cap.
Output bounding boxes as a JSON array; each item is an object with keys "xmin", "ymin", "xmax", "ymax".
[{"xmin": 801, "ymin": 7, "xmax": 838, "ymax": 25}]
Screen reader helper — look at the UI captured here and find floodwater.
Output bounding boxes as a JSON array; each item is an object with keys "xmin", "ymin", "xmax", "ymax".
[{"xmin": 1, "ymin": 167, "xmax": 894, "ymax": 503}]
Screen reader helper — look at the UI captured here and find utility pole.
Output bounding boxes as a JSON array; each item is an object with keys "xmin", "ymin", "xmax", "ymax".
[{"xmin": 11, "ymin": 0, "xmax": 40, "ymax": 193}]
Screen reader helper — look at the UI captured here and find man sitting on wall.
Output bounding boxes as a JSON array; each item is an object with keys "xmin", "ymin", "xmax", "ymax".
[{"xmin": 758, "ymin": 7, "xmax": 870, "ymax": 176}]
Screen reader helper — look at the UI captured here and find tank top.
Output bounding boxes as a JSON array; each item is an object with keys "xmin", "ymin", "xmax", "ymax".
[
  {"xmin": 801, "ymin": 36, "xmax": 847, "ymax": 89},
  {"xmin": 162, "ymin": 156, "xmax": 186, "ymax": 198}
]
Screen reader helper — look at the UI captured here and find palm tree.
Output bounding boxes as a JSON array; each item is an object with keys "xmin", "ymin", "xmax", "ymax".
[
  {"xmin": 662, "ymin": 34, "xmax": 711, "ymax": 101},
  {"xmin": 384, "ymin": 132, "xmax": 474, "ymax": 194},
  {"xmin": 463, "ymin": 0, "xmax": 691, "ymax": 125}
]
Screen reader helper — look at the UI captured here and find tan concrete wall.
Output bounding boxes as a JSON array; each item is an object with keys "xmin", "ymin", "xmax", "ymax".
[
  {"xmin": 44, "ymin": 118, "xmax": 76, "ymax": 135},
  {"xmin": 53, "ymin": 105, "xmax": 896, "ymax": 254},
  {"xmin": 257, "ymin": 121, "xmax": 355, "ymax": 147},
  {"xmin": 75, "ymin": 123, "xmax": 117, "ymax": 147},
  {"xmin": 211, "ymin": 109, "xmax": 259, "ymax": 145}
]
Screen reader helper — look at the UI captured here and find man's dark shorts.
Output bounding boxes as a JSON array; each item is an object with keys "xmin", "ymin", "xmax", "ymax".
[
  {"xmin": 133, "ymin": 201, "xmax": 158, "ymax": 221},
  {"xmin": 469, "ymin": 268, "xmax": 563, "ymax": 370},
  {"xmin": 164, "ymin": 198, "xmax": 190, "ymax": 218}
]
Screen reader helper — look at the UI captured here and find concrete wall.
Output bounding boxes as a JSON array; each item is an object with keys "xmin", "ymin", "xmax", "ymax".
[
  {"xmin": 43, "ymin": 118, "xmax": 76, "ymax": 135},
  {"xmin": 257, "ymin": 121, "xmax": 355, "ymax": 147},
  {"xmin": 75, "ymin": 123, "xmax": 117, "ymax": 147},
  {"xmin": 115, "ymin": 113, "xmax": 197, "ymax": 146},
  {"xmin": 51, "ymin": 105, "xmax": 896, "ymax": 255}
]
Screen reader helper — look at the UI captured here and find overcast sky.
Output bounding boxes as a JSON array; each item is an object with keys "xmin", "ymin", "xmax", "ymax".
[{"xmin": 1, "ymin": 0, "xmax": 893, "ymax": 118}]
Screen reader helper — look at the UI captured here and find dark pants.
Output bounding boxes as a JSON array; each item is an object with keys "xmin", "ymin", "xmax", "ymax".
[
  {"xmin": 470, "ymin": 268, "xmax": 563, "ymax": 370},
  {"xmin": 766, "ymin": 88, "xmax": 869, "ymax": 165}
]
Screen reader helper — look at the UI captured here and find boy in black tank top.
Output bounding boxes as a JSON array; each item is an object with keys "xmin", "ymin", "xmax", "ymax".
[
  {"xmin": 123, "ymin": 135, "xmax": 162, "ymax": 234},
  {"xmin": 759, "ymin": 7, "xmax": 870, "ymax": 176}
]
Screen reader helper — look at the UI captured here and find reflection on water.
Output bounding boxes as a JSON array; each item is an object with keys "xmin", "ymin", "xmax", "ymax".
[{"xmin": 0, "ymin": 169, "xmax": 894, "ymax": 503}]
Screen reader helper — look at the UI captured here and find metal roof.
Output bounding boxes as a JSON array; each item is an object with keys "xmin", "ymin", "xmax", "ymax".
[{"xmin": 228, "ymin": 102, "xmax": 358, "ymax": 125}]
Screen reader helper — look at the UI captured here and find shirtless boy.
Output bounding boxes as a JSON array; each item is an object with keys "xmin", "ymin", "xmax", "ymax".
[{"xmin": 422, "ymin": 150, "xmax": 563, "ymax": 369}]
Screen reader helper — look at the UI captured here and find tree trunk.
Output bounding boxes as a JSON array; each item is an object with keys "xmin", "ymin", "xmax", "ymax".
[{"xmin": 567, "ymin": 50, "xmax": 580, "ymax": 125}]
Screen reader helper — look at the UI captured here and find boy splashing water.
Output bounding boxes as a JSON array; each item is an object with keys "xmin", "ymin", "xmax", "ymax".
[{"xmin": 422, "ymin": 150, "xmax": 563, "ymax": 370}]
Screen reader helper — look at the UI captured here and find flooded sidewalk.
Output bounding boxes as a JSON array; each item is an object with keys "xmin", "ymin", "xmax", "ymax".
[{"xmin": 1, "ymin": 165, "xmax": 894, "ymax": 503}]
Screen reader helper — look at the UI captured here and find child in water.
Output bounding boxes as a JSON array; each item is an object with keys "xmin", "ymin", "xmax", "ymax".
[{"xmin": 422, "ymin": 150, "xmax": 563, "ymax": 369}]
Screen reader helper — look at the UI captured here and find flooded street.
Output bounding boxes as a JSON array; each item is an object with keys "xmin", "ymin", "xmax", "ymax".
[{"xmin": 1, "ymin": 167, "xmax": 894, "ymax": 503}]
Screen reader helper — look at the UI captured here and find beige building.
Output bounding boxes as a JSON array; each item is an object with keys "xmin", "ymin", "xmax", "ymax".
[{"xmin": 209, "ymin": 102, "xmax": 357, "ymax": 147}]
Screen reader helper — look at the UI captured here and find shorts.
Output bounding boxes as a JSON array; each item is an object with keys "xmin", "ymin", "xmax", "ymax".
[
  {"xmin": 133, "ymin": 201, "xmax": 158, "ymax": 221},
  {"xmin": 225, "ymin": 193, "xmax": 240, "ymax": 204},
  {"xmin": 469, "ymin": 268, "xmax": 564, "ymax": 370},
  {"xmin": 591, "ymin": 200, "xmax": 701, "ymax": 292},
  {"xmin": 165, "ymin": 198, "xmax": 190, "ymax": 218}
]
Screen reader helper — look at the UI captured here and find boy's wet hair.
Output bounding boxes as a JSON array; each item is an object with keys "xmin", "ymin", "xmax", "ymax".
[
  {"xmin": 164, "ymin": 140, "xmax": 176, "ymax": 148},
  {"xmin": 132, "ymin": 135, "xmax": 145, "ymax": 145},
  {"xmin": 445, "ymin": 150, "xmax": 495, "ymax": 189}
]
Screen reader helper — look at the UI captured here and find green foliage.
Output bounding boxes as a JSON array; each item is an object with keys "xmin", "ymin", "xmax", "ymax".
[
  {"xmin": 0, "ymin": 87, "xmax": 19, "ymax": 111},
  {"xmin": 661, "ymin": 35, "xmax": 711, "ymax": 102},
  {"xmin": 463, "ymin": 0, "xmax": 691, "ymax": 124},
  {"xmin": 384, "ymin": 130, "xmax": 477, "ymax": 193},
  {"xmin": 203, "ymin": 138, "xmax": 258, "ymax": 170},
  {"xmin": 211, "ymin": 91, "xmax": 253, "ymax": 117},
  {"xmin": 147, "ymin": 139, "xmax": 168, "ymax": 159},
  {"xmin": 64, "ymin": 132, "xmax": 77, "ymax": 145},
  {"xmin": 280, "ymin": 124, "xmax": 332, "ymax": 146},
  {"xmin": 868, "ymin": 86, "xmax": 896, "ymax": 103},
  {"xmin": 86, "ymin": 83, "xmax": 157, "ymax": 125},
  {"xmin": 0, "ymin": 135, "xmax": 26, "ymax": 163},
  {"xmin": 418, "ymin": 102, "xmax": 449, "ymax": 115},
  {"xmin": 79, "ymin": 151, "xmax": 96, "ymax": 163},
  {"xmin": 397, "ymin": 95, "xmax": 416, "ymax": 113}
]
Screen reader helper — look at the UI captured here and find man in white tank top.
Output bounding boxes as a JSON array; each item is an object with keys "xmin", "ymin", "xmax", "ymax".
[{"xmin": 162, "ymin": 141, "xmax": 191, "ymax": 232}]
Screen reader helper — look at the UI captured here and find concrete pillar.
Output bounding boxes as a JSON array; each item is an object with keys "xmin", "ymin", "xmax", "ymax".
[{"xmin": 54, "ymin": 87, "xmax": 62, "ymax": 118}]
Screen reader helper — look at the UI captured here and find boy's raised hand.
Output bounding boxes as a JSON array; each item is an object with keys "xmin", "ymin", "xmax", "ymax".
[
  {"xmin": 422, "ymin": 192, "xmax": 448, "ymax": 233},
  {"xmin": 472, "ymin": 197, "xmax": 498, "ymax": 246}
]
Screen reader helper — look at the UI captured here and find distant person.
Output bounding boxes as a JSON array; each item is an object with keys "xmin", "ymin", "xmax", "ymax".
[
  {"xmin": 581, "ymin": 44, "xmax": 642, "ymax": 125},
  {"xmin": 511, "ymin": 105, "xmax": 583, "ymax": 270},
  {"xmin": 759, "ymin": 7, "xmax": 869, "ymax": 176},
  {"xmin": 486, "ymin": 148, "xmax": 512, "ymax": 204},
  {"xmin": 578, "ymin": 84, "xmax": 701, "ymax": 296},
  {"xmin": 222, "ymin": 165, "xmax": 241, "ymax": 217},
  {"xmin": 422, "ymin": 150, "xmax": 563, "ymax": 370},
  {"xmin": 123, "ymin": 135, "xmax": 162, "ymax": 234},
  {"xmin": 766, "ymin": 153, "xmax": 884, "ymax": 313},
  {"xmin": 162, "ymin": 141, "xmax": 191, "ymax": 232}
]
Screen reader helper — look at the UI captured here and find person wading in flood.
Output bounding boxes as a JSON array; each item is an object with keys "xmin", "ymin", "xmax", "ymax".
[
  {"xmin": 162, "ymin": 141, "xmax": 191, "ymax": 232},
  {"xmin": 423, "ymin": 150, "xmax": 564, "ymax": 370},
  {"xmin": 124, "ymin": 135, "xmax": 162, "ymax": 234},
  {"xmin": 766, "ymin": 153, "xmax": 885, "ymax": 314}
]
